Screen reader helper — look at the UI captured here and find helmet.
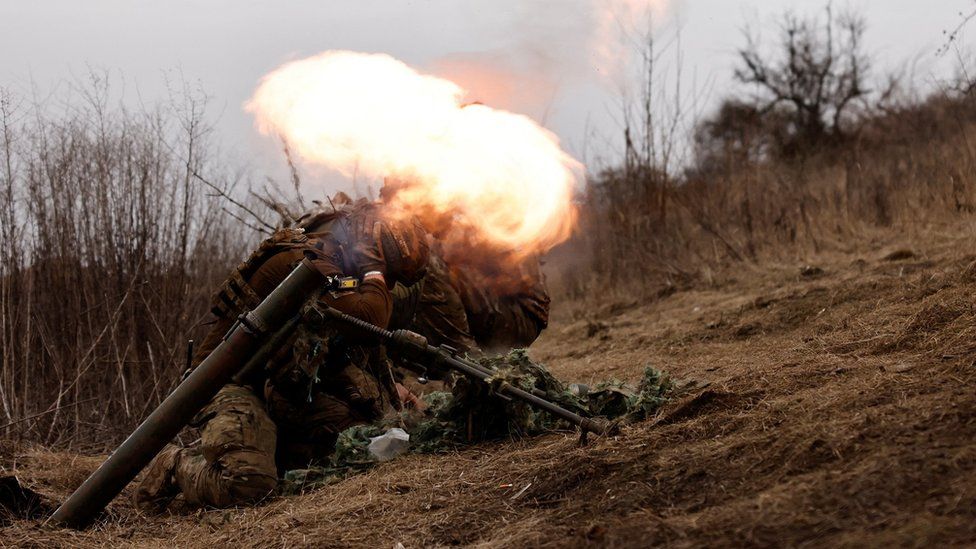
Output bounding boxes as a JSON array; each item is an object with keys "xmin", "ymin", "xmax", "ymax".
[{"xmin": 377, "ymin": 215, "xmax": 430, "ymax": 286}]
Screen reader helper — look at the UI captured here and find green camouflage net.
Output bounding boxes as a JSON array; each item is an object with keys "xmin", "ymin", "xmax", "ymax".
[{"xmin": 282, "ymin": 350, "xmax": 673, "ymax": 494}]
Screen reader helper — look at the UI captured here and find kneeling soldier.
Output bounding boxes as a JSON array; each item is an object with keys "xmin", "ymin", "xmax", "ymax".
[
  {"xmin": 135, "ymin": 198, "xmax": 429, "ymax": 511},
  {"xmin": 401, "ymin": 245, "xmax": 550, "ymax": 356}
]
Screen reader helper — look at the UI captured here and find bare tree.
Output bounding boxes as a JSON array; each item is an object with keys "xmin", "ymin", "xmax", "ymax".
[{"xmin": 735, "ymin": 3, "xmax": 870, "ymax": 150}]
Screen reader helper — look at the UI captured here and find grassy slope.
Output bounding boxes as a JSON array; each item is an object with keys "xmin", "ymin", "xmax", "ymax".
[{"xmin": 3, "ymin": 222, "xmax": 976, "ymax": 548}]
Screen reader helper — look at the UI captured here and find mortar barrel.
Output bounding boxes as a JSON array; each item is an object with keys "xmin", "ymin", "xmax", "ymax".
[{"xmin": 49, "ymin": 259, "xmax": 325, "ymax": 529}]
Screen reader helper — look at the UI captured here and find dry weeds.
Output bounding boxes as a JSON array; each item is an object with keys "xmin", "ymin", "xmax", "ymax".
[{"xmin": 1, "ymin": 222, "xmax": 974, "ymax": 547}]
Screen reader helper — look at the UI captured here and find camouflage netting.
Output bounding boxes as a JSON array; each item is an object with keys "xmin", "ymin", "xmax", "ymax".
[{"xmin": 282, "ymin": 350, "xmax": 674, "ymax": 494}]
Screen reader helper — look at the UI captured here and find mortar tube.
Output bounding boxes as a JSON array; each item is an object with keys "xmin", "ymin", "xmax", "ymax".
[{"xmin": 49, "ymin": 259, "xmax": 325, "ymax": 529}]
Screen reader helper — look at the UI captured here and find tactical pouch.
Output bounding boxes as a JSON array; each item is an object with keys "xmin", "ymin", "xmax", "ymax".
[
  {"xmin": 209, "ymin": 228, "xmax": 311, "ymax": 318},
  {"xmin": 268, "ymin": 327, "xmax": 325, "ymax": 403}
]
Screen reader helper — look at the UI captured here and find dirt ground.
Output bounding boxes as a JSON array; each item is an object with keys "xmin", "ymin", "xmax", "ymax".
[{"xmin": 2, "ymin": 223, "xmax": 976, "ymax": 548}]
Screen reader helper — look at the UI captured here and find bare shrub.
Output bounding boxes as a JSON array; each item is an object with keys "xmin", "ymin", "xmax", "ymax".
[
  {"xmin": 0, "ymin": 79, "xmax": 252, "ymax": 449},
  {"xmin": 556, "ymin": 27, "xmax": 704, "ymax": 299},
  {"xmin": 555, "ymin": 5, "xmax": 976, "ymax": 303}
]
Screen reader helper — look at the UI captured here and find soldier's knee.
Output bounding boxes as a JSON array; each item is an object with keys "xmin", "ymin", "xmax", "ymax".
[
  {"xmin": 198, "ymin": 385, "xmax": 277, "ymax": 464},
  {"xmin": 206, "ymin": 417, "xmax": 278, "ymax": 507},
  {"xmin": 176, "ymin": 446, "xmax": 279, "ymax": 508},
  {"xmin": 218, "ymin": 459, "xmax": 278, "ymax": 507},
  {"xmin": 184, "ymin": 384, "xmax": 279, "ymax": 508}
]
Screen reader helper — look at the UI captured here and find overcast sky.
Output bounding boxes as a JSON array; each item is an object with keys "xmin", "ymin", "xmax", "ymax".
[{"xmin": 2, "ymin": 0, "xmax": 973, "ymax": 191}]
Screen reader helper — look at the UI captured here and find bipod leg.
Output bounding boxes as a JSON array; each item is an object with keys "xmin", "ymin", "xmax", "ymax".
[{"xmin": 578, "ymin": 428, "xmax": 589, "ymax": 446}]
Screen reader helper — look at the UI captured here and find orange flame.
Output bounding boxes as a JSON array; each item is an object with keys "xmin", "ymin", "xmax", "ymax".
[{"xmin": 245, "ymin": 51, "xmax": 583, "ymax": 255}]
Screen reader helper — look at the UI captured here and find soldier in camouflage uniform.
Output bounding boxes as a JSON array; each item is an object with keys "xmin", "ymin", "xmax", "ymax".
[
  {"xmin": 378, "ymin": 178, "xmax": 550, "ymax": 356},
  {"xmin": 399, "ymin": 252, "xmax": 478, "ymax": 353},
  {"xmin": 135, "ymin": 198, "xmax": 429, "ymax": 511},
  {"xmin": 395, "ymin": 242, "xmax": 550, "ymax": 357},
  {"xmin": 450, "ymin": 250, "xmax": 550, "ymax": 354}
]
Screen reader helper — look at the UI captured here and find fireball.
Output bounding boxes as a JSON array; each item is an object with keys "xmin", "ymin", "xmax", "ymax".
[{"xmin": 245, "ymin": 50, "xmax": 583, "ymax": 255}]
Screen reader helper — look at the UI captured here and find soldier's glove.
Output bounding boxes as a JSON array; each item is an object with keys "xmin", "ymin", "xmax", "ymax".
[
  {"xmin": 395, "ymin": 382, "xmax": 427, "ymax": 411},
  {"xmin": 330, "ymin": 364, "xmax": 384, "ymax": 420}
]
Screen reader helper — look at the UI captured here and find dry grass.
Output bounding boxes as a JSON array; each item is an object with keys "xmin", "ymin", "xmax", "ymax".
[
  {"xmin": 0, "ymin": 81, "xmax": 253, "ymax": 449},
  {"xmin": 556, "ymin": 89, "xmax": 976, "ymax": 303},
  {"xmin": 2, "ymin": 221, "xmax": 975, "ymax": 547},
  {"xmin": 1, "ymin": 17, "xmax": 975, "ymax": 547}
]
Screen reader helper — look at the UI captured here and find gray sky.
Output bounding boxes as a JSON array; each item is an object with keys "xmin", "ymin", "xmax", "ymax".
[{"xmin": 2, "ymin": 0, "xmax": 973, "ymax": 190}]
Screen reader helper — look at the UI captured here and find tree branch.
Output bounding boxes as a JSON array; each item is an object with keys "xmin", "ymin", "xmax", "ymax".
[{"xmin": 190, "ymin": 169, "xmax": 276, "ymax": 231}]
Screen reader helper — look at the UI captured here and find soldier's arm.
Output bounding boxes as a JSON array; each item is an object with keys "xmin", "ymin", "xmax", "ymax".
[
  {"xmin": 320, "ymin": 274, "xmax": 393, "ymax": 329},
  {"xmin": 306, "ymin": 228, "xmax": 394, "ymax": 329}
]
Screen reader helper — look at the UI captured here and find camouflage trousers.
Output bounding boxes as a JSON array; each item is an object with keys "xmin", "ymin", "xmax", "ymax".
[{"xmin": 171, "ymin": 383, "xmax": 369, "ymax": 508}]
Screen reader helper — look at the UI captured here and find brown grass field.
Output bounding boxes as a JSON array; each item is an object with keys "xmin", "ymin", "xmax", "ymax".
[{"xmin": 2, "ymin": 220, "xmax": 974, "ymax": 548}]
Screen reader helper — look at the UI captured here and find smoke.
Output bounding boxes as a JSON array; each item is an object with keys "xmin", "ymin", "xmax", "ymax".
[
  {"xmin": 430, "ymin": 0, "xmax": 670, "ymax": 118},
  {"xmin": 244, "ymin": 2, "xmax": 670, "ymax": 254}
]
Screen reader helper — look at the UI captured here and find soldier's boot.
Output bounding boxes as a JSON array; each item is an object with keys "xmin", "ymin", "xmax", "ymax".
[{"xmin": 133, "ymin": 443, "xmax": 182, "ymax": 513}]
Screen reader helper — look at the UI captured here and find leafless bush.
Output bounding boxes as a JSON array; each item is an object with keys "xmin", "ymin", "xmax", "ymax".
[
  {"xmin": 554, "ymin": 5, "xmax": 976, "ymax": 303},
  {"xmin": 557, "ymin": 26, "xmax": 704, "ymax": 298},
  {"xmin": 0, "ymin": 78, "xmax": 253, "ymax": 449}
]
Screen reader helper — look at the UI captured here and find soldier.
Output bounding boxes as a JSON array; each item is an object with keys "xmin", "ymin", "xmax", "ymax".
[
  {"xmin": 397, "ymin": 251, "xmax": 478, "ymax": 353},
  {"xmin": 450, "ymin": 249, "xmax": 551, "ymax": 354},
  {"xmin": 385, "ymin": 175, "xmax": 551, "ymax": 371},
  {"xmin": 396, "ymin": 241, "xmax": 550, "ymax": 357},
  {"xmin": 134, "ymin": 197, "xmax": 429, "ymax": 511}
]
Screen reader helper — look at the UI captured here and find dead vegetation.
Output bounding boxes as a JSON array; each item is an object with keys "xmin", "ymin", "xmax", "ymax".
[
  {"xmin": 559, "ymin": 3, "xmax": 976, "ymax": 302},
  {"xmin": 0, "ymin": 3, "xmax": 975, "ymax": 547},
  {"xmin": 2, "ymin": 223, "xmax": 975, "ymax": 547},
  {"xmin": 0, "ymin": 78, "xmax": 252, "ymax": 448}
]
